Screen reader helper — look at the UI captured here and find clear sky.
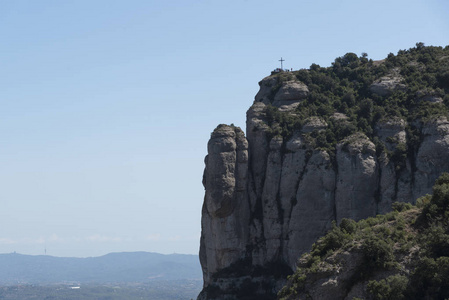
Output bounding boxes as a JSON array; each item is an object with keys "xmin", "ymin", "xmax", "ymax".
[{"xmin": 1, "ymin": 0, "xmax": 448, "ymax": 257}]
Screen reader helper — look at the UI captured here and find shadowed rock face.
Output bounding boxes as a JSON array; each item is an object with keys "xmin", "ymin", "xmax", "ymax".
[{"xmin": 197, "ymin": 77, "xmax": 449, "ymax": 300}]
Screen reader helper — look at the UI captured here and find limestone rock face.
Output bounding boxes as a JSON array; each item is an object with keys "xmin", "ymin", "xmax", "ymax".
[
  {"xmin": 370, "ymin": 71, "xmax": 406, "ymax": 96},
  {"xmin": 301, "ymin": 117, "xmax": 328, "ymax": 133},
  {"xmin": 420, "ymin": 95, "xmax": 443, "ymax": 103},
  {"xmin": 198, "ymin": 84, "xmax": 449, "ymax": 300},
  {"xmin": 414, "ymin": 117, "xmax": 449, "ymax": 199},
  {"xmin": 273, "ymin": 80, "xmax": 309, "ymax": 108},
  {"xmin": 375, "ymin": 118, "xmax": 406, "ymax": 150},
  {"xmin": 285, "ymin": 150, "xmax": 336, "ymax": 267},
  {"xmin": 199, "ymin": 124, "xmax": 250, "ymax": 285},
  {"xmin": 416, "ymin": 89, "xmax": 444, "ymax": 103},
  {"xmin": 255, "ymin": 76, "xmax": 278, "ymax": 104},
  {"xmin": 375, "ymin": 118, "xmax": 411, "ymax": 213},
  {"xmin": 331, "ymin": 112, "xmax": 349, "ymax": 121},
  {"xmin": 335, "ymin": 133, "xmax": 378, "ymax": 223},
  {"xmin": 255, "ymin": 74, "xmax": 309, "ymax": 111}
]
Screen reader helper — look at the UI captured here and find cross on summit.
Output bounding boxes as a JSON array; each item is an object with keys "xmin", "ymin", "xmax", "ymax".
[
  {"xmin": 279, "ymin": 57, "xmax": 285, "ymax": 70},
  {"xmin": 271, "ymin": 57, "xmax": 288, "ymax": 74}
]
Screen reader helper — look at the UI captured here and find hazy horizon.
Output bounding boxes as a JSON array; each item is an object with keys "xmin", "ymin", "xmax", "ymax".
[
  {"xmin": 0, "ymin": 250, "xmax": 199, "ymax": 258},
  {"xmin": 1, "ymin": 0, "xmax": 448, "ymax": 257}
]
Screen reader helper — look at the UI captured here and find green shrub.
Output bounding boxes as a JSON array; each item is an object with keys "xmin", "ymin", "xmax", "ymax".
[
  {"xmin": 367, "ymin": 274, "xmax": 408, "ymax": 300},
  {"xmin": 312, "ymin": 222, "xmax": 351, "ymax": 257},
  {"xmin": 361, "ymin": 235, "xmax": 394, "ymax": 269},
  {"xmin": 339, "ymin": 218, "xmax": 357, "ymax": 234},
  {"xmin": 422, "ymin": 172, "xmax": 449, "ymax": 219},
  {"xmin": 392, "ymin": 202, "xmax": 413, "ymax": 212},
  {"xmin": 416, "ymin": 194, "xmax": 431, "ymax": 208},
  {"xmin": 408, "ymin": 257, "xmax": 449, "ymax": 299},
  {"xmin": 421, "ymin": 226, "xmax": 449, "ymax": 257}
]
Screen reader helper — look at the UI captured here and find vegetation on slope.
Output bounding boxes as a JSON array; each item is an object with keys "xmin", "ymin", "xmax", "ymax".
[
  {"xmin": 278, "ymin": 173, "xmax": 449, "ymax": 300},
  {"xmin": 264, "ymin": 43, "xmax": 449, "ymax": 159}
]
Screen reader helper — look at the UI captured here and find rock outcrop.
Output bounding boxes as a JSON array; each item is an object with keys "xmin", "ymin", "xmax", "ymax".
[
  {"xmin": 369, "ymin": 69, "xmax": 406, "ymax": 96},
  {"xmin": 255, "ymin": 74, "xmax": 309, "ymax": 112},
  {"xmin": 200, "ymin": 125, "xmax": 249, "ymax": 285},
  {"xmin": 198, "ymin": 48, "xmax": 449, "ymax": 299}
]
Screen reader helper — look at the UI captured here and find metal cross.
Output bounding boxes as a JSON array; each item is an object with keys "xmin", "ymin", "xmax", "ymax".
[{"xmin": 279, "ymin": 57, "xmax": 285, "ymax": 70}]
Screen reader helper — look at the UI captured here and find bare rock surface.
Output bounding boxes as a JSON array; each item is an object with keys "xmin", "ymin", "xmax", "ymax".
[
  {"xmin": 414, "ymin": 117, "xmax": 449, "ymax": 199},
  {"xmin": 273, "ymin": 80, "xmax": 309, "ymax": 109},
  {"xmin": 370, "ymin": 70, "xmax": 406, "ymax": 96},
  {"xmin": 301, "ymin": 117, "xmax": 327, "ymax": 133},
  {"xmin": 375, "ymin": 117, "xmax": 406, "ymax": 150},
  {"xmin": 255, "ymin": 75, "xmax": 308, "ymax": 111},
  {"xmin": 200, "ymin": 124, "xmax": 250, "ymax": 285},
  {"xmin": 335, "ymin": 133, "xmax": 378, "ymax": 223},
  {"xmin": 255, "ymin": 76, "xmax": 278, "ymax": 104},
  {"xmin": 416, "ymin": 89, "xmax": 444, "ymax": 103},
  {"xmin": 331, "ymin": 112, "xmax": 349, "ymax": 121}
]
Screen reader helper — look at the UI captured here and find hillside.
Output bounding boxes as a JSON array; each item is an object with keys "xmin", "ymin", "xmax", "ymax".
[
  {"xmin": 0, "ymin": 251, "xmax": 201, "ymax": 284},
  {"xmin": 198, "ymin": 44, "xmax": 449, "ymax": 299},
  {"xmin": 278, "ymin": 173, "xmax": 449, "ymax": 300}
]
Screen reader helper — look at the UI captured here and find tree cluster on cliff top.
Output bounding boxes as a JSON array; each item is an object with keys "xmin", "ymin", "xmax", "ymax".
[
  {"xmin": 278, "ymin": 173, "xmax": 449, "ymax": 300},
  {"xmin": 265, "ymin": 43, "xmax": 449, "ymax": 157}
]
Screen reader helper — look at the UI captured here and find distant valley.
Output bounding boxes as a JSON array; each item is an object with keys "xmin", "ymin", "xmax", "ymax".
[{"xmin": 0, "ymin": 252, "xmax": 202, "ymax": 300}]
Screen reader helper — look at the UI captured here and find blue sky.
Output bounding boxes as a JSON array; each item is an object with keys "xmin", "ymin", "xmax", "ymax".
[{"xmin": 1, "ymin": 0, "xmax": 448, "ymax": 257}]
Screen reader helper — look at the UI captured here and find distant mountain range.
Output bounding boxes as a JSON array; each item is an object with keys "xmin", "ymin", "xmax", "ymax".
[{"xmin": 0, "ymin": 252, "xmax": 202, "ymax": 285}]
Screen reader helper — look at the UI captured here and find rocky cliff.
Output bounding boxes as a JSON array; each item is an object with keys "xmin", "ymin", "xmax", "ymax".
[{"xmin": 198, "ymin": 45, "xmax": 449, "ymax": 299}]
